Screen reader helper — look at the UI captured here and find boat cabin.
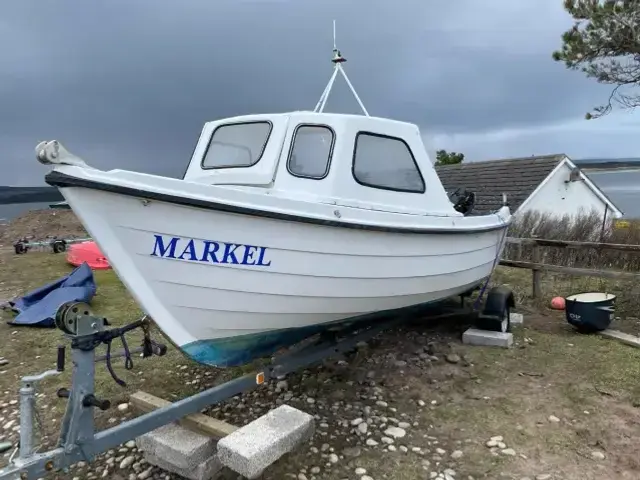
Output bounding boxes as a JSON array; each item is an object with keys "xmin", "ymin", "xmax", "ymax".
[{"xmin": 182, "ymin": 111, "xmax": 461, "ymax": 216}]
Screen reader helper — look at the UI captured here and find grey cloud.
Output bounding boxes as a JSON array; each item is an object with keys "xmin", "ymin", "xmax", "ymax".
[{"xmin": 0, "ymin": 0, "xmax": 631, "ymax": 185}]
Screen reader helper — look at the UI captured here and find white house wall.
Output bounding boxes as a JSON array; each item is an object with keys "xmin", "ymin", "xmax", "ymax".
[{"xmin": 517, "ymin": 162, "xmax": 611, "ymax": 219}]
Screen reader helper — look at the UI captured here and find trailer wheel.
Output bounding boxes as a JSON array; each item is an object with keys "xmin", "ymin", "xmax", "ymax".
[
  {"xmin": 476, "ymin": 286, "xmax": 515, "ymax": 333},
  {"xmin": 14, "ymin": 242, "xmax": 26, "ymax": 255},
  {"xmin": 52, "ymin": 240, "xmax": 67, "ymax": 254}
]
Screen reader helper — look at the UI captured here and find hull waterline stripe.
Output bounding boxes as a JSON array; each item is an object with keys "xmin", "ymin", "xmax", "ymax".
[
  {"xmin": 181, "ymin": 295, "xmax": 477, "ymax": 367},
  {"xmin": 45, "ymin": 171, "xmax": 508, "ymax": 235}
]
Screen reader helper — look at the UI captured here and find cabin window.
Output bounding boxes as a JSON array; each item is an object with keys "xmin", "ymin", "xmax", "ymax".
[
  {"xmin": 352, "ymin": 132, "xmax": 425, "ymax": 193},
  {"xmin": 287, "ymin": 125, "xmax": 335, "ymax": 179},
  {"xmin": 201, "ymin": 121, "xmax": 272, "ymax": 169}
]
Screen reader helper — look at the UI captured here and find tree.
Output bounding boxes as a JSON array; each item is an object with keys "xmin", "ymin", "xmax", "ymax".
[
  {"xmin": 552, "ymin": 0, "xmax": 640, "ymax": 119},
  {"xmin": 434, "ymin": 149, "xmax": 464, "ymax": 166}
]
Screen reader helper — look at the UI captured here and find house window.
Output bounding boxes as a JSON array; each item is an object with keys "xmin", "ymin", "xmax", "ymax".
[
  {"xmin": 352, "ymin": 132, "xmax": 425, "ymax": 193},
  {"xmin": 287, "ymin": 125, "xmax": 335, "ymax": 179},
  {"xmin": 201, "ymin": 121, "xmax": 272, "ymax": 169}
]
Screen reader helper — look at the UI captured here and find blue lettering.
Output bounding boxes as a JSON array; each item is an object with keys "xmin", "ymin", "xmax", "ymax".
[
  {"xmin": 241, "ymin": 245, "xmax": 258, "ymax": 265},
  {"xmin": 221, "ymin": 243, "xmax": 240, "ymax": 264},
  {"xmin": 151, "ymin": 235, "xmax": 179, "ymax": 258},
  {"xmin": 200, "ymin": 241, "xmax": 220, "ymax": 263},
  {"xmin": 151, "ymin": 234, "xmax": 272, "ymax": 267},
  {"xmin": 178, "ymin": 239, "xmax": 198, "ymax": 261},
  {"xmin": 256, "ymin": 246, "xmax": 271, "ymax": 266}
]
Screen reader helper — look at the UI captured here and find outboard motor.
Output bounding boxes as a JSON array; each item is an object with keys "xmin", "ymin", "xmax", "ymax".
[{"xmin": 448, "ymin": 187, "xmax": 476, "ymax": 215}]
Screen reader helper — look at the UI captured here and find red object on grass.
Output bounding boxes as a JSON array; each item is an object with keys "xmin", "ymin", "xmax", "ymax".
[
  {"xmin": 66, "ymin": 241, "xmax": 111, "ymax": 270},
  {"xmin": 550, "ymin": 296, "xmax": 566, "ymax": 310}
]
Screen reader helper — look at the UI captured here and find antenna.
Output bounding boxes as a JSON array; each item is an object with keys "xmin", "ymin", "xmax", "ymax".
[
  {"xmin": 333, "ymin": 19, "xmax": 337, "ymax": 50},
  {"xmin": 313, "ymin": 20, "xmax": 370, "ymax": 116}
]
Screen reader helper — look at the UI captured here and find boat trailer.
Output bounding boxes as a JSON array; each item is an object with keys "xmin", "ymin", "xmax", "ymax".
[
  {"xmin": 13, "ymin": 237, "xmax": 92, "ymax": 255},
  {"xmin": 0, "ymin": 285, "xmax": 514, "ymax": 480}
]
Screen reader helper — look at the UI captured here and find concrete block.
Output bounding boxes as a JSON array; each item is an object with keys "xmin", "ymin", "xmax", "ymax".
[
  {"xmin": 217, "ymin": 404, "xmax": 315, "ymax": 479},
  {"xmin": 136, "ymin": 422, "xmax": 217, "ymax": 470},
  {"xmin": 462, "ymin": 328, "xmax": 513, "ymax": 348},
  {"xmin": 145, "ymin": 452, "xmax": 223, "ymax": 480},
  {"xmin": 510, "ymin": 312, "xmax": 524, "ymax": 325}
]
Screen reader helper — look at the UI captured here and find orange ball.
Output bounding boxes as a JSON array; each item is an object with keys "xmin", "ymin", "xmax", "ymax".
[{"xmin": 550, "ymin": 296, "xmax": 566, "ymax": 310}]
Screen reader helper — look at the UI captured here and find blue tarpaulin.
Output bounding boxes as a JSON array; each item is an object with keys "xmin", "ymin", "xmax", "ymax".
[{"xmin": 5, "ymin": 262, "xmax": 97, "ymax": 327}]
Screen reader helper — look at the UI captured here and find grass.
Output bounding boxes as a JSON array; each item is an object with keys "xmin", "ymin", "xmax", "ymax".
[
  {"xmin": 457, "ymin": 319, "xmax": 640, "ymax": 475},
  {"xmin": 2, "ymin": 251, "xmax": 640, "ymax": 479},
  {"xmin": 0, "ymin": 251, "xmax": 219, "ymax": 437},
  {"xmin": 492, "ymin": 265, "xmax": 640, "ymax": 331}
]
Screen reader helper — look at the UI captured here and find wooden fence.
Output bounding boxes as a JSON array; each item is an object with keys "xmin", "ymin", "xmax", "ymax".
[{"xmin": 500, "ymin": 237, "xmax": 640, "ymax": 298}]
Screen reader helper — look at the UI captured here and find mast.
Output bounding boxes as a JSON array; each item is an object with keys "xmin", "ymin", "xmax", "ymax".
[{"xmin": 313, "ymin": 20, "xmax": 370, "ymax": 116}]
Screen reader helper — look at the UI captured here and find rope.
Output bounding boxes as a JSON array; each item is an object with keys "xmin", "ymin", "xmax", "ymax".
[
  {"xmin": 75, "ymin": 319, "xmax": 146, "ymax": 387},
  {"xmin": 104, "ymin": 333, "xmax": 134, "ymax": 387}
]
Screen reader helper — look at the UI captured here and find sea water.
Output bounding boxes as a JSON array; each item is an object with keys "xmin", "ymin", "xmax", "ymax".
[
  {"xmin": 588, "ymin": 170, "xmax": 640, "ymax": 219},
  {"xmin": 0, "ymin": 202, "xmax": 51, "ymax": 222}
]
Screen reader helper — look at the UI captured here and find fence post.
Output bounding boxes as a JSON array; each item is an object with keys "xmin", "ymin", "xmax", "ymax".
[{"xmin": 531, "ymin": 239, "xmax": 541, "ymax": 299}]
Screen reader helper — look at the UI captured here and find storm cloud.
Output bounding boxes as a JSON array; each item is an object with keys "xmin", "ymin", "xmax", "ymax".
[{"xmin": 0, "ymin": 0, "xmax": 637, "ymax": 185}]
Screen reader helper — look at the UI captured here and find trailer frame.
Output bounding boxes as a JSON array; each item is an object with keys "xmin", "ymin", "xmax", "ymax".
[{"xmin": 0, "ymin": 285, "xmax": 514, "ymax": 480}]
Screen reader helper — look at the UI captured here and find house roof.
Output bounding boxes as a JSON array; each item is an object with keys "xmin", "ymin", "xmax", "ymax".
[
  {"xmin": 434, "ymin": 154, "xmax": 566, "ymax": 214},
  {"xmin": 434, "ymin": 153, "xmax": 623, "ymax": 217}
]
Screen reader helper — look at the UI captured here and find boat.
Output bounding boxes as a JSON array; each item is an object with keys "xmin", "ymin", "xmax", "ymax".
[{"xmin": 34, "ymin": 29, "xmax": 512, "ymax": 367}]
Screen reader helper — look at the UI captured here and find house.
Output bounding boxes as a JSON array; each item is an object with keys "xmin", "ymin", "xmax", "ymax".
[{"xmin": 435, "ymin": 153, "xmax": 623, "ymax": 219}]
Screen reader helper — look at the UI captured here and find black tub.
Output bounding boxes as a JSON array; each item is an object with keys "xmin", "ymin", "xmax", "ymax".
[{"xmin": 565, "ymin": 292, "xmax": 616, "ymax": 333}]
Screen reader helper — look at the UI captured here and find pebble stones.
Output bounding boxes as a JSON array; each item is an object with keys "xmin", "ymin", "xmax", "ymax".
[
  {"xmin": 0, "ymin": 337, "xmax": 519, "ymax": 480},
  {"xmin": 343, "ymin": 446, "xmax": 362, "ymax": 458},
  {"xmin": 485, "ymin": 435, "xmax": 517, "ymax": 456},
  {"xmin": 119, "ymin": 456, "xmax": 135, "ymax": 469},
  {"xmin": 384, "ymin": 426, "xmax": 406, "ymax": 439},
  {"xmin": 450, "ymin": 449, "xmax": 463, "ymax": 459},
  {"xmin": 445, "ymin": 353, "xmax": 460, "ymax": 364}
]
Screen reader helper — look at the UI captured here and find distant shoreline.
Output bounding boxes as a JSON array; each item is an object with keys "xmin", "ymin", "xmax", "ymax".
[
  {"xmin": 0, "ymin": 186, "xmax": 62, "ymax": 205},
  {"xmin": 581, "ymin": 166, "xmax": 640, "ymax": 173},
  {"xmin": 576, "ymin": 160, "xmax": 640, "ymax": 170}
]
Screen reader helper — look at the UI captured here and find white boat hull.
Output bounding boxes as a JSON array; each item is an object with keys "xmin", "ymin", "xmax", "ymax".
[{"xmin": 53, "ymin": 178, "xmax": 509, "ymax": 367}]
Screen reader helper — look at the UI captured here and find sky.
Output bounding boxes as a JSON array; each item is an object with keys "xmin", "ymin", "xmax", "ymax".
[{"xmin": 0, "ymin": 0, "xmax": 639, "ymax": 187}]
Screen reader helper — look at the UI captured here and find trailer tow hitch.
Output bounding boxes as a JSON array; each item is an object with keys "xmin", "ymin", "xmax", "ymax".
[{"xmin": 3, "ymin": 301, "xmax": 167, "ymax": 479}]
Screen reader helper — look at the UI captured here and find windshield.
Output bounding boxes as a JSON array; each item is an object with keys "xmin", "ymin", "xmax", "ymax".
[{"xmin": 202, "ymin": 121, "xmax": 272, "ymax": 169}]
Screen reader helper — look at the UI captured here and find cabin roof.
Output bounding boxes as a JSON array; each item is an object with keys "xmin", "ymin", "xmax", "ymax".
[
  {"xmin": 204, "ymin": 111, "xmax": 420, "ymax": 131},
  {"xmin": 434, "ymin": 154, "xmax": 566, "ymax": 214}
]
